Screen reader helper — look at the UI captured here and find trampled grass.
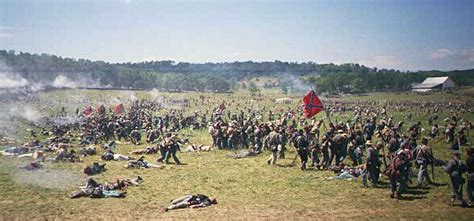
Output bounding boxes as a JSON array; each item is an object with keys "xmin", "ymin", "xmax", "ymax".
[{"xmin": 1, "ymin": 88, "xmax": 474, "ymax": 220}]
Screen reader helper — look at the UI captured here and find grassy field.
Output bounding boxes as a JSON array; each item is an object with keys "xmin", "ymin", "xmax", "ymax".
[{"xmin": 1, "ymin": 88, "xmax": 474, "ymax": 220}]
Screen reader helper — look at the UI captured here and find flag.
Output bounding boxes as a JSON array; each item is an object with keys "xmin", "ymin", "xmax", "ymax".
[
  {"xmin": 114, "ymin": 103, "xmax": 125, "ymax": 114},
  {"xmin": 83, "ymin": 106, "xmax": 93, "ymax": 116},
  {"xmin": 219, "ymin": 102, "xmax": 226, "ymax": 111},
  {"xmin": 302, "ymin": 90, "xmax": 324, "ymax": 118}
]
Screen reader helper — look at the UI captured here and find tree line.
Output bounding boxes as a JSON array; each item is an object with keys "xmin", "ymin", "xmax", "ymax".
[{"xmin": 1, "ymin": 50, "xmax": 473, "ymax": 94}]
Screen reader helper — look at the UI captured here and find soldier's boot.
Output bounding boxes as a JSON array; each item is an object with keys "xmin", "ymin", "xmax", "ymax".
[
  {"xmin": 450, "ymin": 198, "xmax": 456, "ymax": 206},
  {"xmin": 461, "ymin": 200, "xmax": 468, "ymax": 208},
  {"xmin": 390, "ymin": 192, "xmax": 395, "ymax": 198},
  {"xmin": 396, "ymin": 194, "xmax": 402, "ymax": 200}
]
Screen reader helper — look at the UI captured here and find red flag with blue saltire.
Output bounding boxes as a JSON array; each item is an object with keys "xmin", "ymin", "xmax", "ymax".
[
  {"xmin": 114, "ymin": 103, "xmax": 125, "ymax": 114},
  {"xmin": 83, "ymin": 105, "xmax": 93, "ymax": 116},
  {"xmin": 302, "ymin": 90, "xmax": 324, "ymax": 118}
]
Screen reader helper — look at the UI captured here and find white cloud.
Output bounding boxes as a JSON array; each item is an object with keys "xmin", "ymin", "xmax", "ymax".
[
  {"xmin": 0, "ymin": 26, "xmax": 15, "ymax": 39},
  {"xmin": 428, "ymin": 48, "xmax": 455, "ymax": 60},
  {"xmin": 359, "ymin": 55, "xmax": 403, "ymax": 69}
]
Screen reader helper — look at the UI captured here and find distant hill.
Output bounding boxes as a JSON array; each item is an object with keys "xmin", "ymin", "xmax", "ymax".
[{"xmin": 1, "ymin": 50, "xmax": 473, "ymax": 94}]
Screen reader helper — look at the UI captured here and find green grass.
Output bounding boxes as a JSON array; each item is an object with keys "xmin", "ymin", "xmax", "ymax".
[{"xmin": 1, "ymin": 88, "xmax": 474, "ymax": 219}]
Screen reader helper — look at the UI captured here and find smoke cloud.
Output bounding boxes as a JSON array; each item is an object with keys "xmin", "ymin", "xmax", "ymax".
[
  {"xmin": 0, "ymin": 73, "xmax": 28, "ymax": 88},
  {"xmin": 0, "ymin": 60, "xmax": 29, "ymax": 88},
  {"xmin": 52, "ymin": 74, "xmax": 102, "ymax": 88},
  {"xmin": 9, "ymin": 106, "xmax": 43, "ymax": 123}
]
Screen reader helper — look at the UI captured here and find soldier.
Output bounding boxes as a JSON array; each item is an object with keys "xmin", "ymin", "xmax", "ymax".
[
  {"xmin": 266, "ymin": 128, "xmax": 281, "ymax": 165},
  {"xmin": 254, "ymin": 125, "xmax": 263, "ymax": 152},
  {"xmin": 164, "ymin": 134, "xmax": 182, "ymax": 165},
  {"xmin": 415, "ymin": 138, "xmax": 434, "ymax": 187},
  {"xmin": 363, "ymin": 119, "xmax": 375, "ymax": 141},
  {"xmin": 130, "ymin": 127, "xmax": 141, "ymax": 145},
  {"xmin": 146, "ymin": 128, "xmax": 160, "ymax": 143},
  {"xmin": 278, "ymin": 128, "xmax": 288, "ymax": 159},
  {"xmin": 390, "ymin": 150, "xmax": 410, "ymax": 199},
  {"xmin": 366, "ymin": 141, "xmax": 381, "ymax": 187},
  {"xmin": 310, "ymin": 140, "xmax": 321, "ymax": 169},
  {"xmin": 164, "ymin": 194, "xmax": 217, "ymax": 211},
  {"xmin": 321, "ymin": 137, "xmax": 331, "ymax": 169},
  {"xmin": 333, "ymin": 130, "xmax": 349, "ymax": 166},
  {"xmin": 466, "ymin": 147, "xmax": 474, "ymax": 205},
  {"xmin": 295, "ymin": 130, "xmax": 309, "ymax": 171},
  {"xmin": 444, "ymin": 150, "xmax": 468, "ymax": 207}
]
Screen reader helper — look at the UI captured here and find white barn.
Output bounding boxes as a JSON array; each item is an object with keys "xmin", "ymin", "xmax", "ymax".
[{"xmin": 412, "ymin": 77, "xmax": 455, "ymax": 92}]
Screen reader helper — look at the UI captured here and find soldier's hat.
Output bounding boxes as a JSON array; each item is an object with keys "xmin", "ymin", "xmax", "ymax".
[{"xmin": 365, "ymin": 141, "xmax": 373, "ymax": 146}]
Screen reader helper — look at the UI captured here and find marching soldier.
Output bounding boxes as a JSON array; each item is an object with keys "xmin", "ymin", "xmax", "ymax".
[
  {"xmin": 295, "ymin": 130, "xmax": 309, "ymax": 171},
  {"xmin": 444, "ymin": 150, "xmax": 468, "ymax": 207}
]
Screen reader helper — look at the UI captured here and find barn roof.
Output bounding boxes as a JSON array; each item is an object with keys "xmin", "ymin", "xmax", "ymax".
[
  {"xmin": 412, "ymin": 76, "xmax": 451, "ymax": 89},
  {"xmin": 421, "ymin": 77, "xmax": 450, "ymax": 84}
]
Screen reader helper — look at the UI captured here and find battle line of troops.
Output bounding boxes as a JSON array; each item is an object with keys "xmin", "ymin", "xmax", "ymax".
[{"xmin": 1, "ymin": 97, "xmax": 473, "ymax": 209}]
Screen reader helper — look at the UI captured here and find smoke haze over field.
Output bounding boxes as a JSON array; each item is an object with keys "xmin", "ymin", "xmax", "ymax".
[
  {"xmin": 0, "ymin": 60, "xmax": 29, "ymax": 88},
  {"xmin": 9, "ymin": 106, "xmax": 43, "ymax": 123},
  {"xmin": 52, "ymin": 74, "xmax": 103, "ymax": 89}
]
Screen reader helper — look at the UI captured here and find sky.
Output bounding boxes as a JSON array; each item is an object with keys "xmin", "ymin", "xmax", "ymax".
[{"xmin": 0, "ymin": 0, "xmax": 473, "ymax": 71}]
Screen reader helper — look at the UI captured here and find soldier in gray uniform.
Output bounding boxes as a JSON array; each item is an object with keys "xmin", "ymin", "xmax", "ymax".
[
  {"xmin": 266, "ymin": 128, "xmax": 282, "ymax": 165},
  {"xmin": 444, "ymin": 150, "xmax": 468, "ymax": 207},
  {"xmin": 295, "ymin": 130, "xmax": 309, "ymax": 171},
  {"xmin": 415, "ymin": 138, "xmax": 434, "ymax": 187}
]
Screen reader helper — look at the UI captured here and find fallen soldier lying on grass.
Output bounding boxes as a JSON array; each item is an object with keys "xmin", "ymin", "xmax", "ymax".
[
  {"xmin": 184, "ymin": 144, "xmax": 213, "ymax": 152},
  {"xmin": 83, "ymin": 162, "xmax": 106, "ymax": 175},
  {"xmin": 79, "ymin": 146, "xmax": 96, "ymax": 157},
  {"xmin": 102, "ymin": 149, "xmax": 134, "ymax": 161},
  {"xmin": 228, "ymin": 148, "xmax": 260, "ymax": 159},
  {"xmin": 125, "ymin": 156, "xmax": 163, "ymax": 169},
  {"xmin": 164, "ymin": 194, "xmax": 217, "ymax": 211},
  {"xmin": 325, "ymin": 164, "xmax": 368, "ymax": 186},
  {"xmin": 130, "ymin": 146, "xmax": 158, "ymax": 155},
  {"xmin": 69, "ymin": 176, "xmax": 143, "ymax": 199}
]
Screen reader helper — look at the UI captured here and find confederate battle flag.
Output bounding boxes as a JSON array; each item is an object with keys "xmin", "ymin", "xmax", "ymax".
[
  {"xmin": 83, "ymin": 105, "xmax": 93, "ymax": 116},
  {"xmin": 302, "ymin": 90, "xmax": 324, "ymax": 118},
  {"xmin": 114, "ymin": 103, "xmax": 125, "ymax": 114}
]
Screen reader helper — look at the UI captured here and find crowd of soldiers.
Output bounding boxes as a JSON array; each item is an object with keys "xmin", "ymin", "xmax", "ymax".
[
  {"xmin": 1, "ymin": 95, "xmax": 473, "ymax": 208},
  {"xmin": 208, "ymin": 99, "xmax": 473, "ymax": 206}
]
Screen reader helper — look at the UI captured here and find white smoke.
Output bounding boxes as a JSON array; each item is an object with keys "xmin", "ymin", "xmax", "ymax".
[
  {"xmin": 0, "ymin": 73, "xmax": 28, "ymax": 88},
  {"xmin": 280, "ymin": 74, "xmax": 312, "ymax": 95},
  {"xmin": 0, "ymin": 60, "xmax": 29, "ymax": 88},
  {"xmin": 149, "ymin": 88, "xmax": 161, "ymax": 100},
  {"xmin": 9, "ymin": 106, "xmax": 43, "ymax": 122},
  {"xmin": 52, "ymin": 74, "xmax": 102, "ymax": 88},
  {"xmin": 53, "ymin": 75, "xmax": 77, "ymax": 88}
]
